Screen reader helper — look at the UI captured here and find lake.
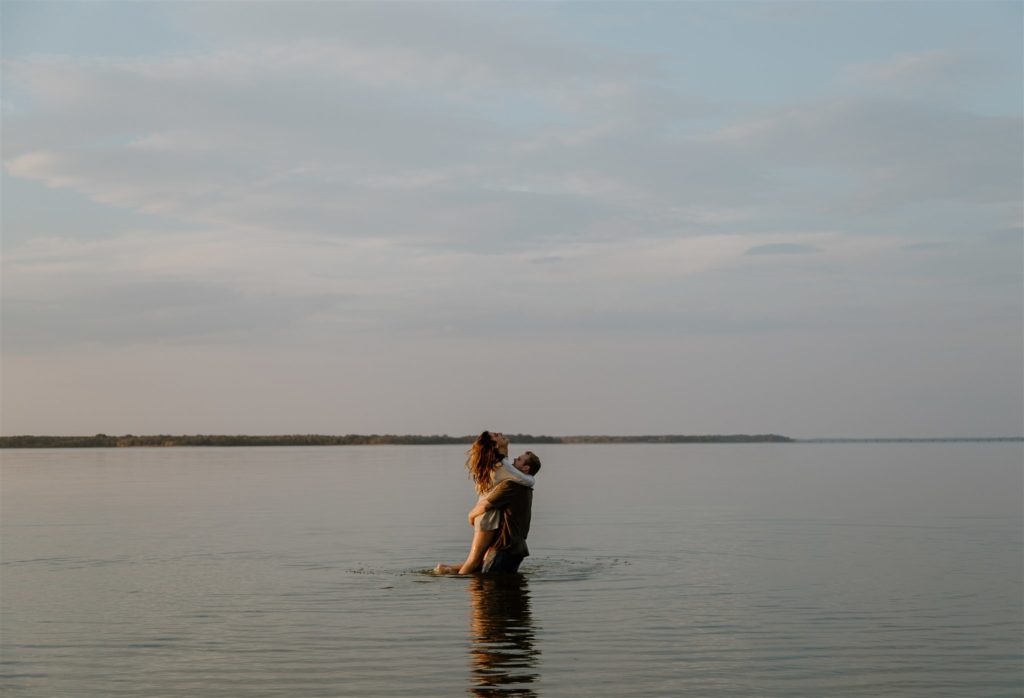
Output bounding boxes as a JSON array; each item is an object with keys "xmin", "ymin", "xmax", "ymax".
[{"xmin": 2, "ymin": 443, "xmax": 1021, "ymax": 696}]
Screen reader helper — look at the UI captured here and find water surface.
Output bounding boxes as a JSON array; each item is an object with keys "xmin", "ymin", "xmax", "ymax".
[{"xmin": 2, "ymin": 443, "xmax": 1021, "ymax": 696}]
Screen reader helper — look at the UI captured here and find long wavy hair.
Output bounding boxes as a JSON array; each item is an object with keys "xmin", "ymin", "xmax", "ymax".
[{"xmin": 466, "ymin": 431, "xmax": 503, "ymax": 494}]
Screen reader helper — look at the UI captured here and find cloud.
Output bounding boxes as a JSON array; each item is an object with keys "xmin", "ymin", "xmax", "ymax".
[
  {"xmin": 2, "ymin": 277, "xmax": 352, "ymax": 352},
  {"xmin": 985, "ymin": 227, "xmax": 1024, "ymax": 245},
  {"xmin": 3, "ymin": 224, "xmax": 894, "ymax": 352},
  {"xmin": 845, "ymin": 51, "xmax": 971, "ymax": 89},
  {"xmin": 177, "ymin": 2, "xmax": 662, "ymax": 87},
  {"xmin": 900, "ymin": 242, "xmax": 951, "ymax": 253},
  {"xmin": 4, "ymin": 30, "xmax": 1019, "ymax": 357},
  {"xmin": 703, "ymin": 98, "xmax": 1023, "ymax": 213},
  {"xmin": 5, "ymin": 31, "xmax": 1019, "ymax": 261},
  {"xmin": 2, "ymin": 2, "xmax": 1022, "ymax": 437},
  {"xmin": 745, "ymin": 243, "xmax": 821, "ymax": 256}
]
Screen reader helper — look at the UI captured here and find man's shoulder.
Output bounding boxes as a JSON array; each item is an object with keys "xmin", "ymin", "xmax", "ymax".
[
  {"xmin": 486, "ymin": 479, "xmax": 533, "ymax": 502},
  {"xmin": 491, "ymin": 479, "xmax": 531, "ymax": 493}
]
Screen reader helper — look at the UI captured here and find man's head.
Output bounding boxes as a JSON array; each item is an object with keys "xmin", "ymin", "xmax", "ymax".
[{"xmin": 512, "ymin": 451, "xmax": 541, "ymax": 476}]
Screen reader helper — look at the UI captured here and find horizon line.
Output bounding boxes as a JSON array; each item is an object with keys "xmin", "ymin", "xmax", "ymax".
[{"xmin": 2, "ymin": 432, "xmax": 1022, "ymax": 448}]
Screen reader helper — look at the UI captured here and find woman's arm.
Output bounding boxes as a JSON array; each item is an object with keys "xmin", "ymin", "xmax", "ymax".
[{"xmin": 493, "ymin": 459, "xmax": 535, "ymax": 488}]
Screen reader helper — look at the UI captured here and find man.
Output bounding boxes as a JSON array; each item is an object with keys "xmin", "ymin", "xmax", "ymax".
[
  {"xmin": 436, "ymin": 450, "xmax": 541, "ymax": 575},
  {"xmin": 467, "ymin": 451, "xmax": 541, "ymax": 574}
]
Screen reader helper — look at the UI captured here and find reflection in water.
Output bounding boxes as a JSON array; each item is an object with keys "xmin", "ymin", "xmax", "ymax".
[{"xmin": 467, "ymin": 574, "xmax": 540, "ymax": 697}]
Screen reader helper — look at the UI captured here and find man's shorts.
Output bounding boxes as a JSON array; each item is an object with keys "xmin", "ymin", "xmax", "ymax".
[{"xmin": 481, "ymin": 549, "xmax": 524, "ymax": 574}]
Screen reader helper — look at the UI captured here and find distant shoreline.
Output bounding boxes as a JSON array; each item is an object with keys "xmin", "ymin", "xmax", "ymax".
[
  {"xmin": 1, "ymin": 433, "xmax": 794, "ymax": 448},
  {"xmin": 798, "ymin": 437, "xmax": 1023, "ymax": 443},
  {"xmin": 1, "ymin": 434, "xmax": 1020, "ymax": 448}
]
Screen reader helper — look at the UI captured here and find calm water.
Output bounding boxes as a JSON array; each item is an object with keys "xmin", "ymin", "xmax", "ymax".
[{"xmin": 2, "ymin": 444, "xmax": 1021, "ymax": 696}]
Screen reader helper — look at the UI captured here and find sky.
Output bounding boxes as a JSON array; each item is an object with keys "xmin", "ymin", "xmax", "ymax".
[{"xmin": 1, "ymin": 1, "xmax": 1021, "ymax": 439}]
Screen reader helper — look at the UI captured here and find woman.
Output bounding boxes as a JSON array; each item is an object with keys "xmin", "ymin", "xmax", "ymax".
[{"xmin": 435, "ymin": 431, "xmax": 531, "ymax": 574}]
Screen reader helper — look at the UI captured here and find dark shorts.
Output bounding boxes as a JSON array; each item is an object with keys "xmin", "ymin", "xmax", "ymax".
[{"xmin": 481, "ymin": 549, "xmax": 524, "ymax": 574}]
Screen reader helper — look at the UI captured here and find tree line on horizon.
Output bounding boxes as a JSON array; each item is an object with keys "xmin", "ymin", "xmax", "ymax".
[{"xmin": 0, "ymin": 433, "xmax": 794, "ymax": 448}]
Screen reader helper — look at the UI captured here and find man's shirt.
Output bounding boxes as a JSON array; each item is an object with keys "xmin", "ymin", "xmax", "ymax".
[{"xmin": 484, "ymin": 480, "xmax": 533, "ymax": 558}]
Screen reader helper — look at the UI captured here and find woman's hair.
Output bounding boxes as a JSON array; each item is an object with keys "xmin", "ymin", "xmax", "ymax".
[{"xmin": 466, "ymin": 430, "xmax": 502, "ymax": 494}]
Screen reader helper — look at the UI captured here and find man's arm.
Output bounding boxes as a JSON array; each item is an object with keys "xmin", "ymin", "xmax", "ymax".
[
  {"xmin": 466, "ymin": 480, "xmax": 522, "ymax": 524},
  {"xmin": 484, "ymin": 479, "xmax": 523, "ymax": 509}
]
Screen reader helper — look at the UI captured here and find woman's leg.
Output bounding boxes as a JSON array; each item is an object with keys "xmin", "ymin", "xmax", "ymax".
[
  {"xmin": 434, "ymin": 525, "xmax": 497, "ymax": 574},
  {"xmin": 457, "ymin": 527, "xmax": 496, "ymax": 574}
]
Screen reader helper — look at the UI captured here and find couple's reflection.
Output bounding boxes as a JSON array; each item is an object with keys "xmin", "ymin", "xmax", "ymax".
[{"xmin": 467, "ymin": 573, "xmax": 539, "ymax": 697}]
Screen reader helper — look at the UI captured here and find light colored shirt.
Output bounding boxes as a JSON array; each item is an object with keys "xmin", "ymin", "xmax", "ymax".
[{"xmin": 491, "ymin": 457, "xmax": 535, "ymax": 489}]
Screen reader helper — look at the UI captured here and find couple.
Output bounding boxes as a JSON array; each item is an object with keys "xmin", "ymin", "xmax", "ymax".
[{"xmin": 435, "ymin": 431, "xmax": 541, "ymax": 575}]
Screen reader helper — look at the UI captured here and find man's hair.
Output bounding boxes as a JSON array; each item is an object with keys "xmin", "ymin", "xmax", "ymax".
[{"xmin": 521, "ymin": 451, "xmax": 541, "ymax": 475}]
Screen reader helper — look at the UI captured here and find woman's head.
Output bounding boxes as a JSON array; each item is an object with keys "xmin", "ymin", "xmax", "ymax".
[
  {"xmin": 466, "ymin": 430, "xmax": 506, "ymax": 494},
  {"xmin": 492, "ymin": 432, "xmax": 509, "ymax": 457}
]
